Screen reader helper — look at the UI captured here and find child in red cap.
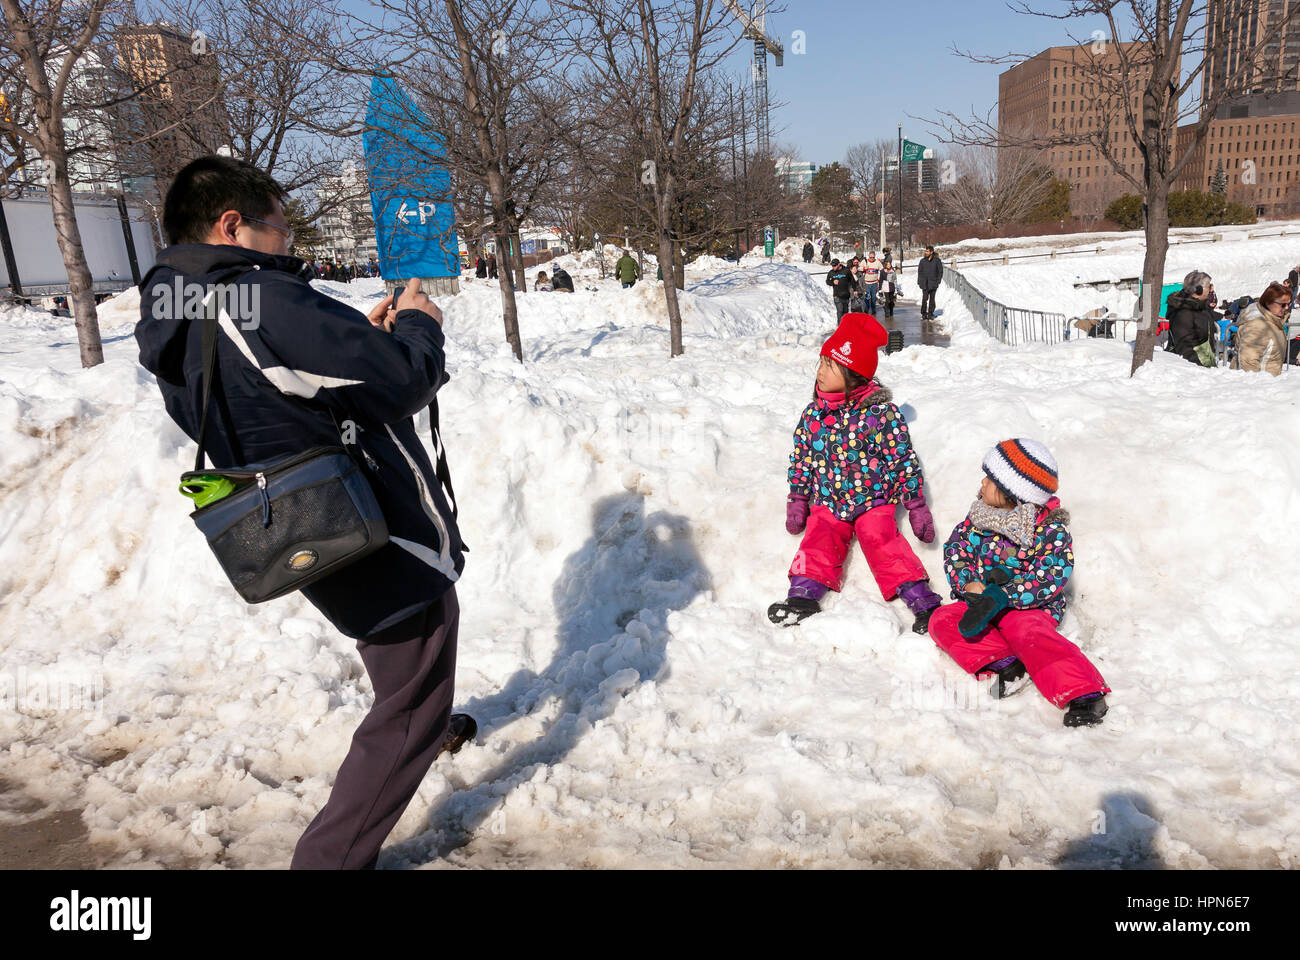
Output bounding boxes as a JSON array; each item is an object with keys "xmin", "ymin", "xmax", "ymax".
[{"xmin": 769, "ymin": 313, "xmax": 943, "ymax": 633}]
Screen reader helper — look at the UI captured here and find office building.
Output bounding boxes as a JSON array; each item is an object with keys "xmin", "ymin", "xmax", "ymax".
[
  {"xmin": 115, "ymin": 23, "xmax": 231, "ymax": 185},
  {"xmin": 775, "ymin": 158, "xmax": 817, "ymax": 193},
  {"xmin": 998, "ymin": 42, "xmax": 1156, "ymax": 218}
]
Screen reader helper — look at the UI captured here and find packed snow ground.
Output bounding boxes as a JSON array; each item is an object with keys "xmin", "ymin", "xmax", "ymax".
[
  {"xmin": 945, "ymin": 224, "xmax": 1300, "ymax": 321},
  {"xmin": 1, "ymin": 251, "xmax": 1297, "ymax": 869}
]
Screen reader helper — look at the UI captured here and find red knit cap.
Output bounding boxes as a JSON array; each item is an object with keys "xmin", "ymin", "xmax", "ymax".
[{"xmin": 820, "ymin": 312, "xmax": 889, "ymax": 380}]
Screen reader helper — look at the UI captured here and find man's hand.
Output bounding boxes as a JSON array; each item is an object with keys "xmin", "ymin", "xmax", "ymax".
[
  {"xmin": 366, "ymin": 294, "xmax": 396, "ymax": 332},
  {"xmin": 394, "ymin": 276, "xmax": 443, "ymax": 325}
]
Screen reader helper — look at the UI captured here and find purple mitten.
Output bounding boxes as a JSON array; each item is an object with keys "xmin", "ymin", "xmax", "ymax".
[
  {"xmin": 904, "ymin": 496, "xmax": 935, "ymax": 543},
  {"xmin": 786, "ymin": 494, "xmax": 810, "ymax": 534}
]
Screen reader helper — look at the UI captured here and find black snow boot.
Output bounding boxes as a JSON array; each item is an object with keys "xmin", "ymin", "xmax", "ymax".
[
  {"xmin": 984, "ymin": 657, "xmax": 1030, "ymax": 700},
  {"xmin": 1063, "ymin": 694, "xmax": 1108, "ymax": 727},
  {"xmin": 767, "ymin": 597, "xmax": 821, "ymax": 627},
  {"xmin": 898, "ymin": 580, "xmax": 943, "ymax": 635},
  {"xmin": 439, "ymin": 713, "xmax": 478, "ymax": 756}
]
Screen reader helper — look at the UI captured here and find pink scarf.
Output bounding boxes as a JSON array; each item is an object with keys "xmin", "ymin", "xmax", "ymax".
[{"xmin": 815, "ymin": 382, "xmax": 876, "ymax": 410}]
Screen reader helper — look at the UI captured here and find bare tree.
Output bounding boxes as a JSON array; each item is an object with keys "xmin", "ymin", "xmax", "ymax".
[
  {"xmin": 557, "ymin": 0, "xmax": 743, "ymax": 356},
  {"xmin": 940, "ymin": 143, "xmax": 1054, "ymax": 228},
  {"xmin": 845, "ymin": 138, "xmax": 890, "ymax": 230},
  {"xmin": 0, "ymin": 0, "xmax": 120, "ymax": 366},
  {"xmin": 146, "ymin": 0, "xmax": 364, "ymax": 218},
  {"xmin": 935, "ymin": 0, "xmax": 1300, "ymax": 373}
]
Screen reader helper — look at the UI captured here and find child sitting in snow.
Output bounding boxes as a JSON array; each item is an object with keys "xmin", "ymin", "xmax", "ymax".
[
  {"xmin": 535, "ymin": 271, "xmax": 553, "ymax": 291},
  {"xmin": 927, "ymin": 439, "xmax": 1110, "ymax": 727},
  {"xmin": 768, "ymin": 312, "xmax": 944, "ymax": 633}
]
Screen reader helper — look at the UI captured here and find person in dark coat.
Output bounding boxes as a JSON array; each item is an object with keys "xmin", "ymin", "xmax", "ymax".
[
  {"xmin": 917, "ymin": 245, "xmax": 943, "ymax": 320},
  {"xmin": 821, "ymin": 240, "xmax": 831, "ymax": 265},
  {"xmin": 487, "ymin": 253, "xmax": 498, "ymax": 279},
  {"xmin": 550, "ymin": 265, "xmax": 575, "ymax": 292},
  {"xmin": 134, "ymin": 155, "xmax": 469, "ymax": 870},
  {"xmin": 475, "ymin": 255, "xmax": 487, "ymax": 279},
  {"xmin": 826, "ymin": 258, "xmax": 855, "ymax": 318},
  {"xmin": 1165, "ymin": 270, "xmax": 1218, "ymax": 366},
  {"xmin": 802, "ymin": 240, "xmax": 815, "ymax": 263}
]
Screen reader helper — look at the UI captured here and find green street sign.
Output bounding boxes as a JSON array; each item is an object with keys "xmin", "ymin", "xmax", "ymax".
[
  {"xmin": 902, "ymin": 139, "xmax": 927, "ymax": 163},
  {"xmin": 764, "ymin": 226, "xmax": 774, "ymax": 257}
]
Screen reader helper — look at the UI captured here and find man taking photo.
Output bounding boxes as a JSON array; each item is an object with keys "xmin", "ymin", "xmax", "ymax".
[{"xmin": 134, "ymin": 154, "xmax": 469, "ymax": 870}]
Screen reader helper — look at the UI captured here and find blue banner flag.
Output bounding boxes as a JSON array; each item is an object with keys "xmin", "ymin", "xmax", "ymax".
[{"xmin": 362, "ymin": 75, "xmax": 459, "ymax": 282}]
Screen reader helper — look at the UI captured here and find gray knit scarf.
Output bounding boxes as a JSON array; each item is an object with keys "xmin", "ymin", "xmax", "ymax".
[{"xmin": 967, "ymin": 499, "xmax": 1040, "ymax": 548}]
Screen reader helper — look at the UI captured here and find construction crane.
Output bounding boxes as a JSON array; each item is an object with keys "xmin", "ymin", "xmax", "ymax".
[{"xmin": 725, "ymin": 0, "xmax": 782, "ymax": 156}]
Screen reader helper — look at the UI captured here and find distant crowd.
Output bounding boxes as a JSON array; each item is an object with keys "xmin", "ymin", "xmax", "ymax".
[
  {"xmin": 819, "ymin": 243, "xmax": 944, "ymax": 322},
  {"xmin": 306, "ymin": 258, "xmax": 381, "ymax": 282}
]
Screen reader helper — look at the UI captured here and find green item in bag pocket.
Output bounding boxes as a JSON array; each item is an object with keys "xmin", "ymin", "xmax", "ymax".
[
  {"xmin": 1193, "ymin": 339, "xmax": 1217, "ymax": 368},
  {"xmin": 180, "ymin": 474, "xmax": 237, "ymax": 508}
]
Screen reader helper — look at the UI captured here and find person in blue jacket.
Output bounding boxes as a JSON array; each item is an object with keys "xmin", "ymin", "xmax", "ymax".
[{"xmin": 135, "ymin": 155, "xmax": 471, "ymax": 869}]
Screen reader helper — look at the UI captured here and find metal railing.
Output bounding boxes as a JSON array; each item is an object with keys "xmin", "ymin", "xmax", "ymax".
[
  {"xmin": 943, "ymin": 267, "xmax": 1071, "ymax": 345},
  {"xmin": 947, "ymin": 267, "xmax": 1295, "ymax": 373}
]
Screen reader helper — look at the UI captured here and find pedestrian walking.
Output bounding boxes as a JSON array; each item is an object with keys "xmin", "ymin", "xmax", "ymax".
[{"xmin": 917, "ymin": 245, "xmax": 943, "ymax": 320}]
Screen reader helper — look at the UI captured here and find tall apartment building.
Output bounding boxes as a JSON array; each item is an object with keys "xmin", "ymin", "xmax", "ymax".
[
  {"xmin": 115, "ymin": 23, "xmax": 230, "ymax": 186},
  {"xmin": 1174, "ymin": 92, "xmax": 1300, "ymax": 216},
  {"xmin": 59, "ymin": 47, "xmax": 151, "ymax": 195},
  {"xmin": 317, "ymin": 164, "xmax": 378, "ymax": 263},
  {"xmin": 775, "ymin": 157, "xmax": 817, "ymax": 193},
  {"xmin": 1203, "ymin": 0, "xmax": 1300, "ymax": 105},
  {"xmin": 1180, "ymin": 1, "xmax": 1300, "ymax": 216},
  {"xmin": 999, "ymin": 42, "xmax": 1155, "ymax": 218},
  {"xmin": 885, "ymin": 151, "xmax": 939, "ymax": 193}
]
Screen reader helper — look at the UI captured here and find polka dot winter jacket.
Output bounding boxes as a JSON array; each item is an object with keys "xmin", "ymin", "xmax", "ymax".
[
  {"xmin": 787, "ymin": 381, "xmax": 925, "ymax": 521},
  {"xmin": 942, "ymin": 497, "xmax": 1075, "ymax": 622}
]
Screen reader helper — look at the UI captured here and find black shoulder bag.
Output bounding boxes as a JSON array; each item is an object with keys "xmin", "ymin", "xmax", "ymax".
[{"xmin": 179, "ymin": 304, "xmax": 389, "ymax": 603}]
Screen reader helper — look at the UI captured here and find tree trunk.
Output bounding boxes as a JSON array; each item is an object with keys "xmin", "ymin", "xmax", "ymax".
[
  {"xmin": 494, "ymin": 230, "xmax": 522, "ymax": 362},
  {"xmin": 673, "ymin": 240, "xmax": 684, "ymax": 290},
  {"xmin": 1132, "ymin": 183, "xmax": 1171, "ymax": 375},
  {"xmin": 46, "ymin": 149, "xmax": 103, "ymax": 368},
  {"xmin": 510, "ymin": 226, "xmax": 526, "ymax": 292},
  {"xmin": 657, "ymin": 230, "xmax": 684, "ymax": 357},
  {"xmin": 653, "ymin": 186, "xmax": 684, "ymax": 357}
]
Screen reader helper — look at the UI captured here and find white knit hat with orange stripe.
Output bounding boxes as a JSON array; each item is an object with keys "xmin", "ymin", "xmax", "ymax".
[{"xmin": 982, "ymin": 438, "xmax": 1059, "ymax": 506}]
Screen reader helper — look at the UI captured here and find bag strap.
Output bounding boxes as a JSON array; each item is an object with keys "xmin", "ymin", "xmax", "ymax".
[
  {"xmin": 427, "ymin": 397, "xmax": 458, "ymax": 519},
  {"xmin": 194, "ymin": 266, "xmax": 254, "ymax": 472},
  {"xmin": 195, "ymin": 308, "xmax": 220, "ymax": 472}
]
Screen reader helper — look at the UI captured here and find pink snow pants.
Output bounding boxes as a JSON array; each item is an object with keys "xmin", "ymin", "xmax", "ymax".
[
  {"xmin": 928, "ymin": 601, "xmax": 1111, "ymax": 707},
  {"xmin": 789, "ymin": 503, "xmax": 927, "ymax": 600}
]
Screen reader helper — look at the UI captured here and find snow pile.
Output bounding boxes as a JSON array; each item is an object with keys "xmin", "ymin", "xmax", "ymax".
[
  {"xmin": 1, "ymin": 255, "xmax": 1298, "ymax": 869},
  {"xmin": 741, "ymin": 237, "xmax": 818, "ymax": 265},
  {"xmin": 540, "ymin": 244, "xmax": 659, "ymax": 282},
  {"xmin": 686, "ymin": 254, "xmax": 739, "ymax": 273}
]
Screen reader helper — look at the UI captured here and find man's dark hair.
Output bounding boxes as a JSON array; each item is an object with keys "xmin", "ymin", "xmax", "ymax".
[{"xmin": 163, "ymin": 155, "xmax": 287, "ymax": 245}]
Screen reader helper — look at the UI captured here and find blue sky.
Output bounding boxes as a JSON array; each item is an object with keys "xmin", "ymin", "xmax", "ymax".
[{"xmin": 724, "ymin": 0, "xmax": 1112, "ymax": 166}]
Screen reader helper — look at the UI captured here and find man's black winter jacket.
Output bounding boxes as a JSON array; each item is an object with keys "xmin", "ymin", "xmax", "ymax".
[
  {"xmin": 135, "ymin": 243, "xmax": 465, "ymax": 639},
  {"xmin": 826, "ymin": 265, "xmax": 855, "ymax": 299},
  {"xmin": 917, "ymin": 253, "xmax": 943, "ymax": 291}
]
